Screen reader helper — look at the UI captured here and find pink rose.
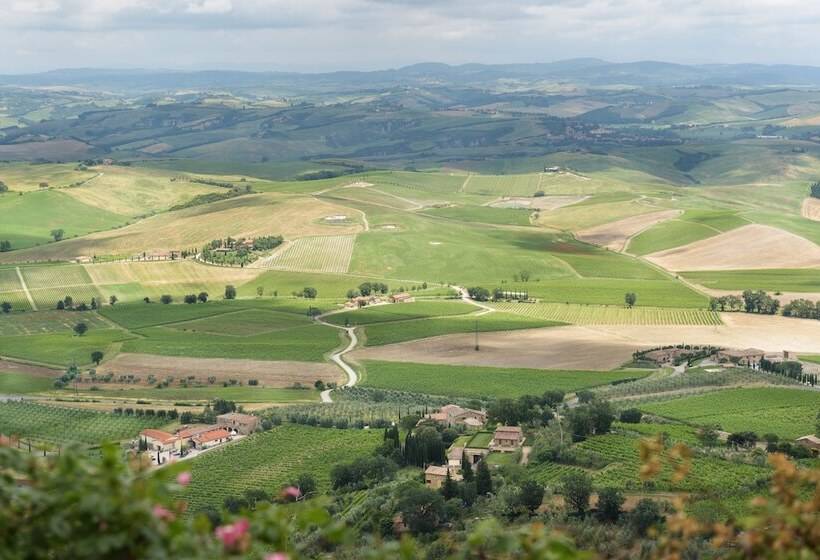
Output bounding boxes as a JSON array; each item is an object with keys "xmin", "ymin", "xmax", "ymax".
[
  {"xmin": 152, "ymin": 505, "xmax": 175, "ymax": 521},
  {"xmin": 266, "ymin": 554, "xmax": 289, "ymax": 560},
  {"xmin": 281, "ymin": 486, "xmax": 301, "ymax": 501},
  {"xmin": 176, "ymin": 472, "xmax": 191, "ymax": 486},
  {"xmin": 215, "ymin": 518, "xmax": 250, "ymax": 552}
]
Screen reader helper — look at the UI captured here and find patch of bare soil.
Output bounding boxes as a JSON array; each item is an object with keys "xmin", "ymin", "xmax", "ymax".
[
  {"xmin": 353, "ymin": 313, "xmax": 820, "ymax": 370},
  {"xmin": 489, "ymin": 195, "xmax": 589, "ymax": 211},
  {"xmin": 0, "ymin": 359, "xmax": 60, "ymax": 378},
  {"xmin": 646, "ymin": 224, "xmax": 820, "ymax": 271},
  {"xmin": 802, "ymin": 197, "xmax": 820, "ymax": 222},
  {"xmin": 577, "ymin": 209, "xmax": 681, "ymax": 252},
  {"xmin": 352, "ymin": 327, "xmax": 642, "ymax": 371},
  {"xmin": 98, "ymin": 354, "xmax": 342, "ymax": 387}
]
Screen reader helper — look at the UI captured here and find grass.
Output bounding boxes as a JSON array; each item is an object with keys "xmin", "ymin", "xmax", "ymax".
[
  {"xmin": 324, "ymin": 300, "xmax": 476, "ymax": 326},
  {"xmin": 421, "ymin": 205, "xmax": 533, "ymax": 226},
  {"xmin": 800, "ymin": 355, "xmax": 820, "ymax": 364},
  {"xmin": 508, "ymin": 278, "xmax": 709, "ymax": 308},
  {"xmin": 100, "ymin": 300, "xmax": 268, "ymax": 330},
  {"xmin": 466, "ymin": 432, "xmax": 494, "ymax": 449},
  {"xmin": 168, "ymin": 308, "xmax": 313, "ymax": 336},
  {"xmin": 122, "ymin": 323, "xmax": 341, "ymax": 362},
  {"xmin": 0, "ymin": 329, "xmax": 133, "ymax": 367},
  {"xmin": 492, "ymin": 302, "xmax": 722, "ymax": 326},
  {"xmin": 361, "ymin": 312, "xmax": 561, "ymax": 346},
  {"xmin": 0, "ymin": 310, "xmax": 112, "ymax": 336},
  {"xmin": 628, "ymin": 210, "xmax": 749, "ymax": 255},
  {"xmin": 360, "ymin": 361, "xmax": 651, "ymax": 399},
  {"xmin": 680, "ymin": 269, "xmax": 820, "ymax": 293},
  {"xmin": 0, "ymin": 372, "xmax": 55, "ymax": 394},
  {"xmin": 0, "ymin": 401, "xmax": 167, "ymax": 445},
  {"xmin": 0, "ymin": 190, "xmax": 124, "ymax": 250},
  {"xmin": 464, "ymin": 174, "xmax": 542, "ymax": 196},
  {"xmin": 639, "ymin": 387, "xmax": 820, "ymax": 439},
  {"xmin": 20, "ymin": 264, "xmax": 102, "ymax": 309},
  {"xmin": 181, "ymin": 425, "xmax": 383, "ymax": 511}
]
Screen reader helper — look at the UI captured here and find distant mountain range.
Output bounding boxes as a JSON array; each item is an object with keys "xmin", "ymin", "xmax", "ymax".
[{"xmin": 4, "ymin": 59, "xmax": 820, "ymax": 94}]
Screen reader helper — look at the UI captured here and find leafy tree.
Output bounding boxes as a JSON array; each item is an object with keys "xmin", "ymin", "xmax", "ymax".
[
  {"xmin": 595, "ymin": 487, "xmax": 625, "ymax": 523},
  {"xmin": 107, "ymin": 295, "xmax": 117, "ymax": 306},
  {"xmin": 256, "ymin": 286, "xmax": 263, "ymax": 297},
  {"xmin": 291, "ymin": 473, "xmax": 316, "ymax": 498},
  {"xmin": 561, "ymin": 471, "xmax": 592, "ymax": 515},
  {"xmin": 56, "ymin": 300, "xmax": 65, "ymax": 310},
  {"xmin": 63, "ymin": 296, "xmax": 73, "ymax": 309},
  {"xmin": 91, "ymin": 351, "xmax": 104, "ymax": 365},
  {"xmin": 542, "ymin": 390, "xmax": 565, "ymax": 408},
  {"xmin": 476, "ymin": 460, "xmax": 493, "ymax": 495},
  {"xmin": 619, "ymin": 408, "xmax": 642, "ymax": 423},
  {"xmin": 625, "ymin": 292, "xmax": 637, "ymax": 308},
  {"xmin": 143, "ymin": 297, "xmax": 151, "ymax": 304},
  {"xmin": 727, "ymin": 431, "xmax": 758, "ymax": 449},
  {"xmin": 520, "ymin": 479, "xmax": 545, "ymax": 514},
  {"xmin": 397, "ymin": 484, "xmax": 445, "ymax": 535},
  {"xmin": 183, "ymin": 294, "xmax": 197, "ymax": 304},
  {"xmin": 224, "ymin": 285, "xmax": 237, "ymax": 300},
  {"xmin": 697, "ymin": 425, "xmax": 720, "ymax": 447},
  {"xmin": 467, "ymin": 286, "xmax": 490, "ymax": 301},
  {"xmin": 0, "ymin": 302, "xmax": 11, "ymax": 314},
  {"xmin": 50, "ymin": 229, "xmax": 65, "ymax": 242},
  {"xmin": 73, "ymin": 322, "xmax": 88, "ymax": 336},
  {"xmin": 160, "ymin": 295, "xmax": 173, "ymax": 304},
  {"xmin": 630, "ymin": 498, "xmax": 662, "ymax": 536},
  {"xmin": 198, "ymin": 292, "xmax": 209, "ymax": 303},
  {"xmin": 576, "ymin": 390, "xmax": 595, "ymax": 404},
  {"xmin": 0, "ymin": 181, "xmax": 7, "ymax": 193},
  {"xmin": 811, "ymin": 181, "xmax": 820, "ymax": 199},
  {"xmin": 0, "ymin": 240, "xmax": 11, "ymax": 252},
  {"xmin": 302, "ymin": 287, "xmax": 317, "ymax": 299},
  {"xmin": 90, "ymin": 297, "xmax": 98, "ymax": 310}
]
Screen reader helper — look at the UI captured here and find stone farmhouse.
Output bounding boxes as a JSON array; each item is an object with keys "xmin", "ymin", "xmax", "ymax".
[
  {"xmin": 490, "ymin": 426, "xmax": 524, "ymax": 452},
  {"xmin": 424, "ymin": 465, "xmax": 463, "ymax": 489},
  {"xmin": 424, "ymin": 404, "xmax": 487, "ymax": 429},
  {"xmin": 217, "ymin": 412, "xmax": 260, "ymax": 435}
]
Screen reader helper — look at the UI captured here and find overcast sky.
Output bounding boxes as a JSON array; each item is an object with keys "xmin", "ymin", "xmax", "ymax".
[{"xmin": 2, "ymin": 0, "xmax": 820, "ymax": 73}]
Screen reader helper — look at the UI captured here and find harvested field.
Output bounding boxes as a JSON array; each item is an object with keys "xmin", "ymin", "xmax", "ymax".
[
  {"xmin": 492, "ymin": 302, "xmax": 722, "ymax": 326},
  {"xmin": 646, "ymin": 224, "xmax": 820, "ymax": 271},
  {"xmin": 254, "ymin": 235, "xmax": 355, "ymax": 273},
  {"xmin": 352, "ymin": 312, "xmax": 820, "ymax": 370},
  {"xmin": 489, "ymin": 195, "xmax": 588, "ymax": 210},
  {"xmin": 803, "ymin": 197, "xmax": 820, "ymax": 222},
  {"xmin": 352, "ymin": 326, "xmax": 642, "ymax": 371},
  {"xmin": 0, "ymin": 194, "xmax": 360, "ymax": 263},
  {"xmin": 577, "ymin": 210, "xmax": 681, "ymax": 252},
  {"xmin": 97, "ymin": 353, "xmax": 343, "ymax": 387},
  {"xmin": 0, "ymin": 359, "xmax": 60, "ymax": 379}
]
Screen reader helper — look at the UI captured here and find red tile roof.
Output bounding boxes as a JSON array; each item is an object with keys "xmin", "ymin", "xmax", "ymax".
[
  {"xmin": 194, "ymin": 429, "xmax": 230, "ymax": 444},
  {"xmin": 140, "ymin": 429, "xmax": 177, "ymax": 444}
]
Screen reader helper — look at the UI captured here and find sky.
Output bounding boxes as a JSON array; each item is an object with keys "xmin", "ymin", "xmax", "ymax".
[{"xmin": 2, "ymin": 0, "xmax": 820, "ymax": 73}]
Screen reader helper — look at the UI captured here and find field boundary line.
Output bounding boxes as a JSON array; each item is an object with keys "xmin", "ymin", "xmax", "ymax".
[
  {"xmin": 15, "ymin": 267, "xmax": 37, "ymax": 311},
  {"xmin": 459, "ymin": 174, "xmax": 472, "ymax": 193}
]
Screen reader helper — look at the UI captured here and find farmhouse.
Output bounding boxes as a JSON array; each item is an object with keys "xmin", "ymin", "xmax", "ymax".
[
  {"xmin": 217, "ymin": 412, "xmax": 259, "ymax": 435},
  {"xmin": 139, "ymin": 429, "xmax": 180, "ymax": 452},
  {"xmin": 424, "ymin": 404, "xmax": 487, "ymax": 428},
  {"xmin": 345, "ymin": 295, "xmax": 381, "ymax": 309},
  {"xmin": 491, "ymin": 426, "xmax": 524, "ymax": 451},
  {"xmin": 424, "ymin": 465, "xmax": 463, "ymax": 489},
  {"xmin": 192, "ymin": 428, "xmax": 231, "ymax": 449},
  {"xmin": 389, "ymin": 292, "xmax": 414, "ymax": 303},
  {"xmin": 795, "ymin": 435, "xmax": 820, "ymax": 454},
  {"xmin": 717, "ymin": 348, "xmax": 766, "ymax": 367}
]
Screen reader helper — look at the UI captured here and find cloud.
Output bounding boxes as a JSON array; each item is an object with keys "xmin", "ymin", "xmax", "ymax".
[{"xmin": 1, "ymin": 0, "xmax": 820, "ymax": 72}]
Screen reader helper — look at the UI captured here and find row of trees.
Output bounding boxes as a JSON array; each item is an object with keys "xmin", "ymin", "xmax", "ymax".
[
  {"xmin": 783, "ymin": 298, "xmax": 820, "ymax": 320},
  {"xmin": 759, "ymin": 358, "xmax": 817, "ymax": 385},
  {"xmin": 811, "ymin": 181, "xmax": 820, "ymax": 199},
  {"xmin": 346, "ymin": 281, "xmax": 389, "ymax": 299},
  {"xmin": 710, "ymin": 290, "xmax": 780, "ymax": 315}
]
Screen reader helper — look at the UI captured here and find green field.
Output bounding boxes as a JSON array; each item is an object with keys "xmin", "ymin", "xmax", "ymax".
[
  {"xmin": 170, "ymin": 308, "xmax": 314, "ymax": 336},
  {"xmin": 640, "ymin": 387, "xmax": 820, "ymax": 439},
  {"xmin": 181, "ymin": 425, "xmax": 382, "ymax": 511},
  {"xmin": 0, "ymin": 401, "xmax": 166, "ymax": 444},
  {"xmin": 681, "ymin": 269, "xmax": 820, "ymax": 293},
  {"xmin": 324, "ymin": 300, "xmax": 476, "ymax": 326},
  {"xmin": 0, "ymin": 190, "xmax": 125, "ymax": 250},
  {"xmin": 801, "ymin": 355, "xmax": 820, "ymax": 364},
  {"xmin": 628, "ymin": 210, "xmax": 749, "ymax": 255},
  {"xmin": 509, "ymin": 278, "xmax": 709, "ymax": 308},
  {"xmin": 0, "ymin": 329, "xmax": 132, "ymax": 367},
  {"xmin": 0, "ymin": 309, "xmax": 112, "ymax": 336},
  {"xmin": 0, "ymin": 372, "xmax": 55, "ymax": 393},
  {"xmin": 360, "ymin": 361, "xmax": 650, "ymax": 399},
  {"xmin": 421, "ymin": 205, "xmax": 533, "ymax": 226},
  {"xmin": 492, "ymin": 302, "xmax": 722, "ymax": 325},
  {"xmin": 72, "ymin": 386, "xmax": 317, "ymax": 403},
  {"xmin": 360, "ymin": 312, "xmax": 561, "ymax": 346}
]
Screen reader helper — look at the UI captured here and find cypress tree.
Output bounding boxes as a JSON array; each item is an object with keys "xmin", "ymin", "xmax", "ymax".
[
  {"xmin": 441, "ymin": 470, "xmax": 458, "ymax": 500},
  {"xmin": 476, "ymin": 460, "xmax": 493, "ymax": 495},
  {"xmin": 461, "ymin": 452, "xmax": 473, "ymax": 482}
]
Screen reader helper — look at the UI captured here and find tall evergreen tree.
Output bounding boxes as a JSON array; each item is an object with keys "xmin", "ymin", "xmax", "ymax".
[
  {"xmin": 476, "ymin": 461, "xmax": 493, "ymax": 495},
  {"xmin": 441, "ymin": 470, "xmax": 458, "ymax": 500},
  {"xmin": 461, "ymin": 452, "xmax": 474, "ymax": 482}
]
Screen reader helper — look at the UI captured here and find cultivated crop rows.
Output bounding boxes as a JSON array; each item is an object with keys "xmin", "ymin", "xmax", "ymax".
[
  {"xmin": 0, "ymin": 268, "xmax": 32, "ymax": 310},
  {"xmin": 0, "ymin": 401, "xmax": 164, "ymax": 445},
  {"xmin": 255, "ymin": 235, "xmax": 355, "ymax": 273},
  {"xmin": 181, "ymin": 425, "xmax": 381, "ymax": 511},
  {"xmin": 0, "ymin": 310, "xmax": 111, "ymax": 336},
  {"xmin": 21, "ymin": 265, "xmax": 102, "ymax": 309},
  {"xmin": 492, "ymin": 302, "xmax": 722, "ymax": 326},
  {"xmin": 466, "ymin": 174, "xmax": 542, "ymax": 196}
]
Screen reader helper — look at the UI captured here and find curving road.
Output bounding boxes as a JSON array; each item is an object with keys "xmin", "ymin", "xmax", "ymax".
[{"xmin": 316, "ymin": 318, "xmax": 360, "ymax": 403}]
